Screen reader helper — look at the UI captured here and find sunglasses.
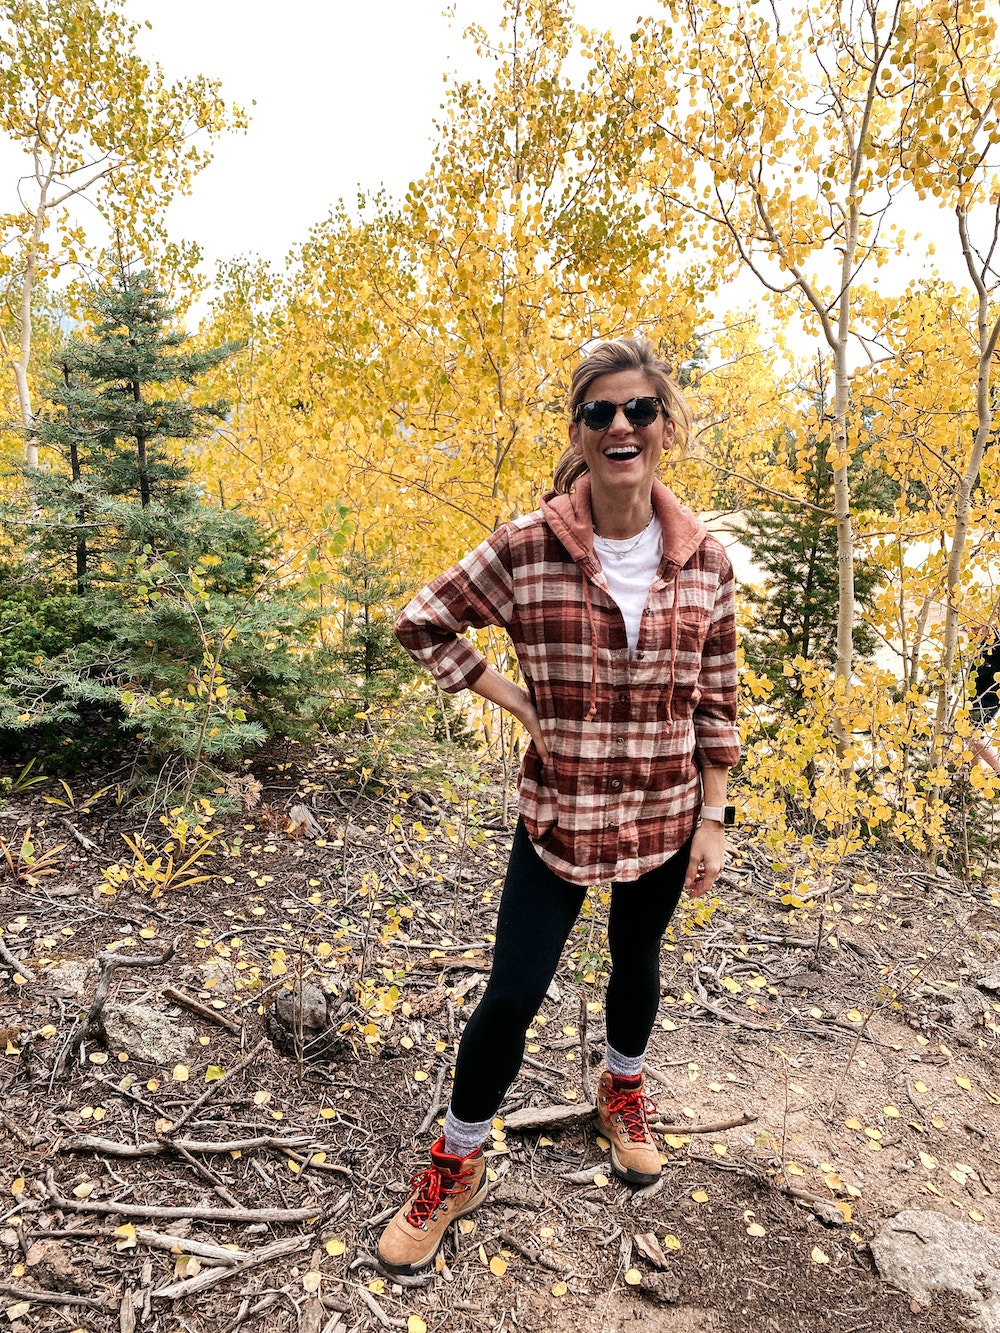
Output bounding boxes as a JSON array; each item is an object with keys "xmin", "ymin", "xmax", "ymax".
[{"xmin": 574, "ymin": 396, "xmax": 665, "ymax": 431}]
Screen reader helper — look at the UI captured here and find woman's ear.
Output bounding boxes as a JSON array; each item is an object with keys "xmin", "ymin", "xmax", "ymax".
[
  {"xmin": 663, "ymin": 417, "xmax": 677, "ymax": 448},
  {"xmin": 568, "ymin": 418, "xmax": 584, "ymax": 457}
]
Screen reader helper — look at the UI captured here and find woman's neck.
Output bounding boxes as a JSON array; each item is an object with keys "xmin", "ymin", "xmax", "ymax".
[{"xmin": 590, "ymin": 490, "xmax": 654, "ymax": 540}]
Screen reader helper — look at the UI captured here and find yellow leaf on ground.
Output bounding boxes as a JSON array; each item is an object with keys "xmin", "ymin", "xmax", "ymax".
[
  {"xmin": 844, "ymin": 1118, "xmax": 863, "ymax": 1131},
  {"xmin": 919, "ymin": 1152, "xmax": 938, "ymax": 1170},
  {"xmin": 747, "ymin": 1223, "xmax": 766, "ymax": 1237},
  {"xmin": 172, "ymin": 1064, "xmax": 189, "ymax": 1082},
  {"xmin": 624, "ymin": 1268, "xmax": 642, "ymax": 1285},
  {"xmin": 811, "ymin": 1247, "xmax": 829, "ymax": 1264},
  {"xmin": 458, "ymin": 1218, "xmax": 475, "ymax": 1235},
  {"xmin": 489, "ymin": 1256, "xmax": 508, "ymax": 1277},
  {"xmin": 552, "ymin": 1281, "xmax": 568, "ymax": 1296},
  {"xmin": 691, "ymin": 1190, "xmax": 709, "ymax": 1203},
  {"xmin": 923, "ymin": 1182, "xmax": 944, "ymax": 1197},
  {"xmin": 884, "ymin": 1105, "xmax": 900, "ymax": 1118},
  {"xmin": 845, "ymin": 1010, "xmax": 864, "ymax": 1023},
  {"xmin": 368, "ymin": 1278, "xmax": 385, "ymax": 1294},
  {"xmin": 414, "ymin": 1070, "xmax": 428, "ymax": 1082},
  {"xmin": 970, "ymin": 1210, "xmax": 985, "ymax": 1222},
  {"xmin": 913, "ymin": 1080, "xmax": 928, "ymax": 1094},
  {"xmin": 785, "ymin": 1162, "xmax": 804, "ymax": 1176},
  {"xmin": 72, "ymin": 1182, "xmax": 94, "ymax": 1198},
  {"xmin": 955, "ymin": 1076, "xmax": 972, "ymax": 1091},
  {"xmin": 407, "ymin": 1318, "xmax": 427, "ymax": 1333},
  {"xmin": 712, "ymin": 1143, "xmax": 727, "ymax": 1157},
  {"xmin": 10, "ymin": 1178, "xmax": 24, "ymax": 1197},
  {"xmin": 593, "ymin": 1173, "xmax": 609, "ymax": 1187},
  {"xmin": 663, "ymin": 1234, "xmax": 681, "ymax": 1251},
  {"xmin": 302, "ymin": 1271, "xmax": 321, "ymax": 1293},
  {"xmin": 835, "ymin": 1202, "xmax": 852, "ymax": 1222},
  {"xmin": 325, "ymin": 1239, "xmax": 345, "ymax": 1256}
]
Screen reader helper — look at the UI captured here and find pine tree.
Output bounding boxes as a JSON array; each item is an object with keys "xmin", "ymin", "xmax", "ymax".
[{"xmin": 0, "ymin": 269, "xmax": 328, "ymax": 786}]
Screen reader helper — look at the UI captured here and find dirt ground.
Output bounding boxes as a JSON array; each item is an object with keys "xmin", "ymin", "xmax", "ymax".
[{"xmin": 1, "ymin": 737, "xmax": 998, "ymax": 1333}]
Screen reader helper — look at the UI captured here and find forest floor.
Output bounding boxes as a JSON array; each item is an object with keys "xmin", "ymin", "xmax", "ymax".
[{"xmin": 1, "ymin": 736, "xmax": 999, "ymax": 1333}]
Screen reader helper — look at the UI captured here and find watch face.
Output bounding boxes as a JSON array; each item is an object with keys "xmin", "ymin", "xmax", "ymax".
[{"xmin": 724, "ymin": 804, "xmax": 736, "ymax": 826}]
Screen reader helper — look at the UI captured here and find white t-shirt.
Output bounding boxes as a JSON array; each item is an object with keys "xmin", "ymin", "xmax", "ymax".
[{"xmin": 593, "ymin": 517, "xmax": 662, "ymax": 658}]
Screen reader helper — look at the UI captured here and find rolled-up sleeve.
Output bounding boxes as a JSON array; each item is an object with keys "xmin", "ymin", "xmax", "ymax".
[
  {"xmin": 692, "ymin": 562, "xmax": 740, "ymax": 770},
  {"xmin": 395, "ymin": 528, "xmax": 517, "ymax": 694}
]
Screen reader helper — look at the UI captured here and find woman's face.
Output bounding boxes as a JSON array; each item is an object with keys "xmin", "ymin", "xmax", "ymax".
[{"xmin": 568, "ymin": 368, "xmax": 675, "ymax": 501}]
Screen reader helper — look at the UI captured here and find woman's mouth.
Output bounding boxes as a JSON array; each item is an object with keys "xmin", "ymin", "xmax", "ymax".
[{"xmin": 603, "ymin": 445, "xmax": 642, "ymax": 461}]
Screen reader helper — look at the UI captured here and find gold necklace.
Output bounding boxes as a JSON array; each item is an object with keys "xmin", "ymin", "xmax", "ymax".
[{"xmin": 593, "ymin": 508, "xmax": 655, "ymax": 559}]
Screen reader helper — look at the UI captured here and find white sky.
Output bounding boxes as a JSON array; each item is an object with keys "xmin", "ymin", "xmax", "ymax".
[{"xmin": 121, "ymin": 0, "xmax": 631, "ymax": 276}]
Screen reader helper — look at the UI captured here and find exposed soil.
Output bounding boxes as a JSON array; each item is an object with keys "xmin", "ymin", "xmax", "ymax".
[{"xmin": 1, "ymin": 738, "xmax": 998, "ymax": 1333}]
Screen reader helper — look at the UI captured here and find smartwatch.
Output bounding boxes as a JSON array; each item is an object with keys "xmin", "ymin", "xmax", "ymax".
[{"xmin": 701, "ymin": 803, "xmax": 736, "ymax": 826}]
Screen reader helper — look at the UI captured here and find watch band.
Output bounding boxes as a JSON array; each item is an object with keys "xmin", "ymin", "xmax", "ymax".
[{"xmin": 701, "ymin": 803, "xmax": 736, "ymax": 826}]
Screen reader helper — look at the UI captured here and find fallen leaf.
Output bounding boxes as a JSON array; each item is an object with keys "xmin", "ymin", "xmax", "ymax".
[
  {"xmin": 844, "ymin": 1118, "xmax": 863, "ymax": 1131},
  {"xmin": 489, "ymin": 1255, "xmax": 508, "ymax": 1276},
  {"xmin": 407, "ymin": 1318, "xmax": 427, "ymax": 1333},
  {"xmin": 955, "ymin": 1076, "xmax": 973, "ymax": 1091},
  {"xmin": 325, "ymin": 1239, "xmax": 345, "ymax": 1257},
  {"xmin": 458, "ymin": 1218, "xmax": 475, "ymax": 1235},
  {"xmin": 913, "ymin": 1080, "xmax": 928, "ymax": 1094},
  {"xmin": 72, "ymin": 1182, "xmax": 94, "ymax": 1199},
  {"xmin": 919, "ymin": 1152, "xmax": 938, "ymax": 1170},
  {"xmin": 593, "ymin": 1173, "xmax": 609, "ymax": 1188},
  {"xmin": 172, "ymin": 1064, "xmax": 189, "ymax": 1082},
  {"xmin": 884, "ymin": 1105, "xmax": 900, "ymax": 1118},
  {"xmin": 663, "ymin": 1234, "xmax": 681, "ymax": 1251},
  {"xmin": 5, "ymin": 1303, "xmax": 30, "ymax": 1320},
  {"xmin": 114, "ymin": 1223, "xmax": 137, "ymax": 1250},
  {"xmin": 811, "ymin": 1247, "xmax": 829, "ymax": 1264},
  {"xmin": 624, "ymin": 1268, "xmax": 642, "ymax": 1285},
  {"xmin": 302, "ymin": 1271, "xmax": 321, "ymax": 1293},
  {"xmin": 551, "ymin": 1281, "xmax": 568, "ymax": 1296},
  {"xmin": 691, "ymin": 1189, "xmax": 709, "ymax": 1203},
  {"xmin": 205, "ymin": 1065, "xmax": 225, "ymax": 1083},
  {"xmin": 747, "ymin": 1223, "xmax": 766, "ymax": 1237},
  {"xmin": 368, "ymin": 1278, "xmax": 384, "ymax": 1294},
  {"xmin": 10, "ymin": 1179, "xmax": 24, "ymax": 1198}
]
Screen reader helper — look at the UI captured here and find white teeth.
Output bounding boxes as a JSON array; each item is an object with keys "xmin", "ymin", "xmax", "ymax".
[{"xmin": 605, "ymin": 447, "xmax": 640, "ymax": 460}]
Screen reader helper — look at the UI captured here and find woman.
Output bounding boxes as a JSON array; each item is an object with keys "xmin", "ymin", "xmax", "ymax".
[{"xmin": 378, "ymin": 337, "xmax": 739, "ymax": 1275}]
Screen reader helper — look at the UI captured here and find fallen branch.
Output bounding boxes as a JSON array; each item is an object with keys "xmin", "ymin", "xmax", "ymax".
[
  {"xmin": 133, "ymin": 1229, "xmax": 254, "ymax": 1263},
  {"xmin": 153, "ymin": 1234, "xmax": 313, "ymax": 1300},
  {"xmin": 0, "ymin": 1281, "xmax": 109, "ymax": 1309},
  {"xmin": 503, "ymin": 1104, "xmax": 597, "ymax": 1134},
  {"xmin": 0, "ymin": 934, "xmax": 36, "ymax": 982},
  {"xmin": 496, "ymin": 1229, "xmax": 563, "ymax": 1272},
  {"xmin": 59, "ymin": 1133, "xmax": 315, "ymax": 1158},
  {"xmin": 164, "ymin": 1038, "xmax": 269, "ymax": 1134},
  {"xmin": 59, "ymin": 818, "xmax": 100, "ymax": 853},
  {"xmin": 649, "ymin": 1112, "xmax": 757, "ymax": 1135},
  {"xmin": 44, "ymin": 1168, "xmax": 322, "ymax": 1225},
  {"xmin": 416, "ymin": 1061, "xmax": 450, "ymax": 1137},
  {"xmin": 161, "ymin": 985, "xmax": 242, "ymax": 1034}
]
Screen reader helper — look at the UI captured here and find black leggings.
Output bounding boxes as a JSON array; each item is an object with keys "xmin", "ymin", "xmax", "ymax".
[{"xmin": 450, "ymin": 819, "xmax": 690, "ymax": 1122}]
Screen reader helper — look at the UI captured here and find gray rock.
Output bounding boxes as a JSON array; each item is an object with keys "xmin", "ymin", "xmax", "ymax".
[
  {"xmin": 871, "ymin": 1209, "xmax": 1000, "ymax": 1330},
  {"xmin": 101, "ymin": 1003, "xmax": 194, "ymax": 1065},
  {"xmin": 977, "ymin": 966, "xmax": 1000, "ymax": 993},
  {"xmin": 45, "ymin": 959, "xmax": 98, "ymax": 997}
]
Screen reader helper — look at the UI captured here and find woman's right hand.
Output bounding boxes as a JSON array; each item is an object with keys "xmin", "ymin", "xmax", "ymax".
[{"xmin": 471, "ymin": 666, "xmax": 550, "ymax": 763}]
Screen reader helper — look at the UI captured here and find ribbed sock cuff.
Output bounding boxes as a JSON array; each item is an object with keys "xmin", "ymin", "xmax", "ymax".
[
  {"xmin": 442, "ymin": 1108, "xmax": 493, "ymax": 1159},
  {"xmin": 605, "ymin": 1043, "xmax": 644, "ymax": 1079}
]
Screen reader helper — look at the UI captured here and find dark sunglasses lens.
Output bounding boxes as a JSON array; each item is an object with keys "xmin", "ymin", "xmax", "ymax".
[
  {"xmin": 580, "ymin": 400, "xmax": 615, "ymax": 430},
  {"xmin": 625, "ymin": 397, "xmax": 659, "ymax": 426}
]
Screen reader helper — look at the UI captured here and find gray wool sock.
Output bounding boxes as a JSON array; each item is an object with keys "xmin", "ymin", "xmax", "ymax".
[
  {"xmin": 605, "ymin": 1043, "xmax": 644, "ymax": 1079},
  {"xmin": 442, "ymin": 1108, "xmax": 493, "ymax": 1159}
]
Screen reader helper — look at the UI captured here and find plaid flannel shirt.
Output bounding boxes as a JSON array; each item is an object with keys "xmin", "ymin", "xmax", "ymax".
[{"xmin": 396, "ymin": 476, "xmax": 740, "ymax": 884}]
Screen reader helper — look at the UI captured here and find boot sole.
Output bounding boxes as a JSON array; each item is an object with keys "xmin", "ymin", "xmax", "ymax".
[
  {"xmin": 608, "ymin": 1142, "xmax": 662, "ymax": 1186},
  {"xmin": 377, "ymin": 1176, "xmax": 490, "ymax": 1276}
]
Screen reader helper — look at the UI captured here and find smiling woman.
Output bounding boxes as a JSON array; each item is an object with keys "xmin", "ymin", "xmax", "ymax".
[{"xmin": 377, "ymin": 336, "xmax": 739, "ymax": 1276}]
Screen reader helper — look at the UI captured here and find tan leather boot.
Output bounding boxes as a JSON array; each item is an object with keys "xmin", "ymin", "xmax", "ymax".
[
  {"xmin": 596, "ymin": 1070, "xmax": 662, "ymax": 1185},
  {"xmin": 378, "ymin": 1137, "xmax": 489, "ymax": 1275}
]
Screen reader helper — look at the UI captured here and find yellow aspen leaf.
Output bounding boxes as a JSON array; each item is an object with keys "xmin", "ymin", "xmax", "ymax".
[
  {"xmin": 10, "ymin": 1178, "xmax": 24, "ymax": 1197},
  {"xmin": 691, "ymin": 1190, "xmax": 709, "ymax": 1202},
  {"xmin": 287, "ymin": 1159, "xmax": 300, "ymax": 1173},
  {"xmin": 846, "ymin": 1184, "xmax": 862, "ymax": 1199},
  {"xmin": 970, "ymin": 1210, "xmax": 985, "ymax": 1222},
  {"xmin": 368, "ymin": 1278, "xmax": 385, "ymax": 1294},
  {"xmin": 253, "ymin": 1090, "xmax": 271, "ymax": 1105},
  {"xmin": 624, "ymin": 1268, "xmax": 642, "ymax": 1285},
  {"xmin": 458, "ymin": 1218, "xmax": 476, "ymax": 1235},
  {"xmin": 811, "ymin": 1248, "xmax": 830, "ymax": 1264},
  {"xmin": 205, "ymin": 1066, "xmax": 225, "ymax": 1082},
  {"xmin": 785, "ymin": 1162, "xmax": 805, "ymax": 1176},
  {"xmin": 72, "ymin": 1182, "xmax": 94, "ymax": 1198},
  {"xmin": 844, "ymin": 1118, "xmax": 863, "ymax": 1131},
  {"xmin": 302, "ymin": 1271, "xmax": 321, "ymax": 1293},
  {"xmin": 835, "ymin": 1202, "xmax": 852, "ymax": 1222},
  {"xmin": 663, "ymin": 1235, "xmax": 681, "ymax": 1251},
  {"xmin": 913, "ymin": 1080, "xmax": 928, "ymax": 1094},
  {"xmin": 414, "ymin": 1070, "xmax": 429, "ymax": 1082},
  {"xmin": 919, "ymin": 1152, "xmax": 938, "ymax": 1170},
  {"xmin": 955, "ymin": 1076, "xmax": 972, "ymax": 1091},
  {"xmin": 89, "ymin": 1052, "xmax": 108, "ymax": 1065},
  {"xmin": 596, "ymin": 1135, "xmax": 610, "ymax": 1150},
  {"xmin": 747, "ymin": 1223, "xmax": 766, "ymax": 1237},
  {"xmin": 114, "ymin": 1223, "xmax": 137, "ymax": 1250},
  {"xmin": 923, "ymin": 1182, "xmax": 944, "ymax": 1198},
  {"xmin": 489, "ymin": 1256, "xmax": 508, "ymax": 1276},
  {"xmin": 538, "ymin": 1136, "xmax": 553, "ymax": 1147},
  {"xmin": 593, "ymin": 1173, "xmax": 609, "ymax": 1188},
  {"xmin": 551, "ymin": 1281, "xmax": 568, "ymax": 1296},
  {"xmin": 320, "ymin": 1107, "xmax": 336, "ymax": 1119},
  {"xmin": 884, "ymin": 1105, "xmax": 900, "ymax": 1118},
  {"xmin": 5, "ymin": 1303, "xmax": 29, "ymax": 1320},
  {"xmin": 845, "ymin": 1010, "xmax": 864, "ymax": 1023},
  {"xmin": 664, "ymin": 1135, "xmax": 688, "ymax": 1149},
  {"xmin": 325, "ymin": 1239, "xmax": 345, "ymax": 1256},
  {"xmin": 712, "ymin": 1143, "xmax": 727, "ymax": 1157},
  {"xmin": 864, "ymin": 1128, "xmax": 882, "ymax": 1141},
  {"xmin": 407, "ymin": 1318, "xmax": 427, "ymax": 1333},
  {"xmin": 949, "ymin": 1169, "xmax": 969, "ymax": 1185},
  {"xmin": 172, "ymin": 1064, "xmax": 189, "ymax": 1082},
  {"xmin": 37, "ymin": 1024, "xmax": 57, "ymax": 1039}
]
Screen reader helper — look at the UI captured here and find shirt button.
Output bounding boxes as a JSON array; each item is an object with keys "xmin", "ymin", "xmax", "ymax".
[
  {"xmin": 606, "ymin": 821, "xmax": 618, "ymax": 830},
  {"xmin": 643, "ymin": 607, "xmax": 651, "ymax": 615},
  {"xmin": 611, "ymin": 778, "xmax": 621, "ymax": 790},
  {"xmin": 615, "ymin": 736, "xmax": 625, "ymax": 745},
  {"xmin": 635, "ymin": 651, "xmax": 645, "ymax": 660},
  {"xmin": 618, "ymin": 692, "xmax": 627, "ymax": 703}
]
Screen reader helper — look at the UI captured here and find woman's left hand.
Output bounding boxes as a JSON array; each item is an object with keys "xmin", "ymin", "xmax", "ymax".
[{"xmin": 684, "ymin": 821, "xmax": 726, "ymax": 898}]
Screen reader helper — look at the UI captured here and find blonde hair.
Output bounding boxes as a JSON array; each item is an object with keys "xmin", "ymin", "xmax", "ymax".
[{"xmin": 553, "ymin": 337, "xmax": 692, "ymax": 495}]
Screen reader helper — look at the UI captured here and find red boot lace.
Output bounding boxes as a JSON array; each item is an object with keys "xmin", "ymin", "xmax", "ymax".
[
  {"xmin": 605, "ymin": 1086, "xmax": 657, "ymax": 1143},
  {"xmin": 404, "ymin": 1160, "xmax": 472, "ymax": 1227}
]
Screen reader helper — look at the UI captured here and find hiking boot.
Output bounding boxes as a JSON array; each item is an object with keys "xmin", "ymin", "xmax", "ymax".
[
  {"xmin": 596, "ymin": 1070, "xmax": 661, "ymax": 1185},
  {"xmin": 377, "ymin": 1137, "xmax": 489, "ymax": 1275}
]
